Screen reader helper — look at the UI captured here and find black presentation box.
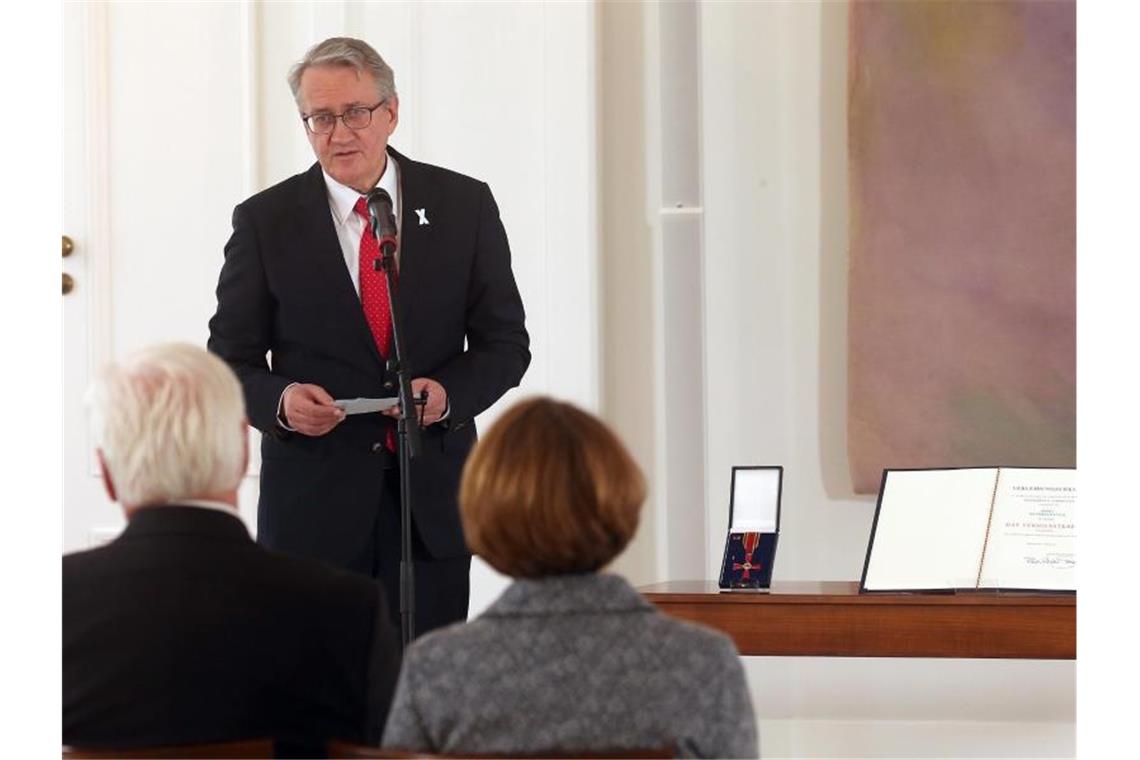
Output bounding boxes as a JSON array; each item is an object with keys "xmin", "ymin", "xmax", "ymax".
[{"xmin": 717, "ymin": 465, "xmax": 783, "ymax": 590}]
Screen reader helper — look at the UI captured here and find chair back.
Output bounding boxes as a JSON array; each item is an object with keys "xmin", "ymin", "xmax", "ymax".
[
  {"xmin": 63, "ymin": 738, "xmax": 275, "ymax": 758},
  {"xmin": 326, "ymin": 741, "xmax": 674, "ymax": 759}
]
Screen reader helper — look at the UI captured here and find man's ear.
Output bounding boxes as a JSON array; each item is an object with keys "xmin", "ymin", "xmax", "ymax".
[
  {"xmin": 96, "ymin": 449, "xmax": 117, "ymax": 504},
  {"xmin": 240, "ymin": 422, "xmax": 250, "ymax": 476},
  {"xmin": 385, "ymin": 95, "xmax": 399, "ymax": 135}
]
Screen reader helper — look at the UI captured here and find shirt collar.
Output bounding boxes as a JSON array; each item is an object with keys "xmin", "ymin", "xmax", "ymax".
[
  {"xmin": 482, "ymin": 572, "xmax": 655, "ymax": 618},
  {"xmin": 177, "ymin": 499, "xmax": 242, "ymax": 517},
  {"xmin": 119, "ymin": 503, "xmax": 251, "ymax": 542},
  {"xmin": 323, "ymin": 152, "xmax": 400, "ymax": 226}
]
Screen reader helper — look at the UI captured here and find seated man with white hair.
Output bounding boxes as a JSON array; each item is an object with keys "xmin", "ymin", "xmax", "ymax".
[{"xmin": 63, "ymin": 342, "xmax": 400, "ymax": 752}]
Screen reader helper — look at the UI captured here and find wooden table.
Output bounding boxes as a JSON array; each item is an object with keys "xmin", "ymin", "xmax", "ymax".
[{"xmin": 639, "ymin": 581, "xmax": 1075, "ymax": 659}]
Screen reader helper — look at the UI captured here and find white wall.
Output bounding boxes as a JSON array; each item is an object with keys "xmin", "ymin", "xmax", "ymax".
[{"xmin": 601, "ymin": 1, "xmax": 1074, "ymax": 757}]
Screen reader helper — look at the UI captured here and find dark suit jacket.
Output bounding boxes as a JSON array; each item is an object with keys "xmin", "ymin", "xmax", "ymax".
[
  {"xmin": 63, "ymin": 506, "xmax": 400, "ymax": 749},
  {"xmin": 207, "ymin": 147, "xmax": 529, "ymax": 564}
]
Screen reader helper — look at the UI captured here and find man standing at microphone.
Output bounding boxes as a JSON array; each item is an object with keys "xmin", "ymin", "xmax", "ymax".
[{"xmin": 208, "ymin": 37, "xmax": 530, "ymax": 637}]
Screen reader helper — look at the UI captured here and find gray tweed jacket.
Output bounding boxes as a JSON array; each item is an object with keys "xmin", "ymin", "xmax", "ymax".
[{"xmin": 381, "ymin": 573, "xmax": 758, "ymax": 758}]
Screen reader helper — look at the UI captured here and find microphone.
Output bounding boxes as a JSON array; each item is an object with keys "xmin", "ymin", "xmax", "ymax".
[{"xmin": 365, "ymin": 187, "xmax": 398, "ymax": 265}]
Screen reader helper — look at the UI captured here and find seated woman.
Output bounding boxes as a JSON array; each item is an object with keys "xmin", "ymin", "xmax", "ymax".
[{"xmin": 382, "ymin": 397, "xmax": 758, "ymax": 758}]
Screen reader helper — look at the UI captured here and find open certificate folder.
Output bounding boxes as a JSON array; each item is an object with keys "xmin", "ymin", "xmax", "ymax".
[{"xmin": 861, "ymin": 467, "xmax": 1075, "ymax": 593}]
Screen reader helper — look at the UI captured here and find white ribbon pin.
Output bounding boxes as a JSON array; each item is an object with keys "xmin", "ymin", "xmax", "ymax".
[{"xmin": 415, "ymin": 208, "xmax": 429, "ymax": 225}]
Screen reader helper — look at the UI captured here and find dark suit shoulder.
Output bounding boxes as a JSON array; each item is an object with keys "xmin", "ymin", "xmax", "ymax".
[
  {"xmin": 235, "ymin": 165, "xmax": 316, "ymax": 218},
  {"xmin": 403, "ymin": 157, "xmax": 486, "ymax": 190},
  {"xmin": 62, "ymin": 541, "xmax": 121, "ymax": 581},
  {"xmin": 392, "ymin": 149, "xmax": 493, "ymax": 207},
  {"xmin": 64, "ymin": 528, "xmax": 384, "ymax": 618}
]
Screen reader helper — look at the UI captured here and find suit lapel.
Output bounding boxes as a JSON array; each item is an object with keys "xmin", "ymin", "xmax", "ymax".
[
  {"xmin": 391, "ymin": 147, "xmax": 440, "ymax": 338},
  {"xmin": 295, "ymin": 163, "xmax": 386, "ymax": 372}
]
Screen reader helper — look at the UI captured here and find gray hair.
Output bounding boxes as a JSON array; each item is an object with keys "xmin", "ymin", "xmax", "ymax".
[
  {"xmin": 288, "ymin": 37, "xmax": 397, "ymax": 106},
  {"xmin": 88, "ymin": 343, "xmax": 247, "ymax": 508}
]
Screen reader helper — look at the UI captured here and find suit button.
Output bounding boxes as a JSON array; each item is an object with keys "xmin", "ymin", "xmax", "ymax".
[
  {"xmin": 371, "ymin": 442, "xmax": 384, "ymax": 453},
  {"xmin": 384, "ymin": 381, "xmax": 395, "ymax": 390}
]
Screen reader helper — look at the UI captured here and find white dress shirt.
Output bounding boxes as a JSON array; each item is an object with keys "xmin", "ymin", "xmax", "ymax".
[
  {"xmin": 168, "ymin": 499, "xmax": 244, "ymax": 520},
  {"xmin": 323, "ymin": 154, "xmax": 402, "ymax": 296}
]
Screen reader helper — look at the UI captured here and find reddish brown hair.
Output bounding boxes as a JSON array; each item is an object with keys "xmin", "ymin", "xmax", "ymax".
[{"xmin": 459, "ymin": 397, "xmax": 646, "ymax": 578}]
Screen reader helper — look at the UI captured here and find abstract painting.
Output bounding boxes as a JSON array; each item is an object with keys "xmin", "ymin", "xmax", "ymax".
[{"xmin": 847, "ymin": 0, "xmax": 1075, "ymax": 494}]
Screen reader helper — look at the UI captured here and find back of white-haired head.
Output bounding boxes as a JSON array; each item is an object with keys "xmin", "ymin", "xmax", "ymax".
[{"xmin": 89, "ymin": 342, "xmax": 246, "ymax": 508}]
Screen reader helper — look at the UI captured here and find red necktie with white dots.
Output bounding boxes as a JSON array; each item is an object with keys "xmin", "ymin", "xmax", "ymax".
[
  {"xmin": 353, "ymin": 196, "xmax": 393, "ymax": 358},
  {"xmin": 353, "ymin": 197, "xmax": 397, "ymax": 452}
]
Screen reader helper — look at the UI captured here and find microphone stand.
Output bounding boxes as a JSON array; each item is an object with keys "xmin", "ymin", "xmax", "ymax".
[{"xmin": 371, "ymin": 211, "xmax": 422, "ymax": 647}]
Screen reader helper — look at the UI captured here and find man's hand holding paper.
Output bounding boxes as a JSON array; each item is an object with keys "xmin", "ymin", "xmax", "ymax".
[{"xmin": 282, "ymin": 383, "xmax": 346, "ymax": 437}]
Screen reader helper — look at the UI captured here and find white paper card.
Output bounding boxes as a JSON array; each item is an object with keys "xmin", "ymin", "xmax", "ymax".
[{"xmin": 334, "ymin": 397, "xmax": 398, "ymax": 415}]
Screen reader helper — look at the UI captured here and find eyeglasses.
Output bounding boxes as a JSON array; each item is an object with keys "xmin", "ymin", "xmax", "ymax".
[{"xmin": 301, "ymin": 101, "xmax": 387, "ymax": 135}]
